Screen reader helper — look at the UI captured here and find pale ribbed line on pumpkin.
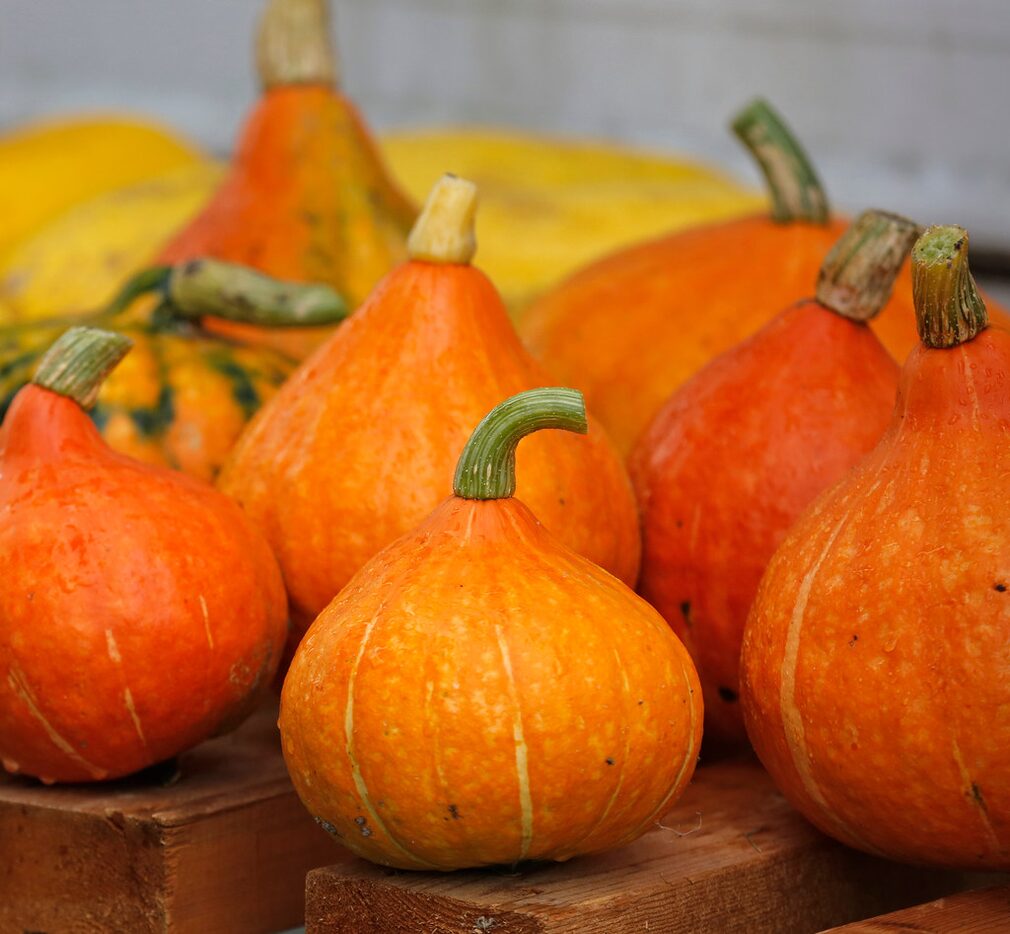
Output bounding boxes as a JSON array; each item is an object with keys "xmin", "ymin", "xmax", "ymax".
[
  {"xmin": 105, "ymin": 629, "xmax": 122, "ymax": 664},
  {"xmin": 123, "ymin": 687, "xmax": 147, "ymax": 747},
  {"xmin": 779, "ymin": 482, "xmax": 882, "ymax": 855},
  {"xmin": 7, "ymin": 665, "xmax": 108, "ymax": 779},
  {"xmin": 952, "ymin": 738, "xmax": 1001, "ymax": 852},
  {"xmin": 495, "ymin": 623, "xmax": 534, "ymax": 861},
  {"xmin": 199, "ymin": 594, "xmax": 214, "ymax": 650},
  {"xmin": 960, "ymin": 346, "xmax": 982, "ymax": 432},
  {"xmin": 344, "ymin": 610, "xmax": 440, "ymax": 870}
]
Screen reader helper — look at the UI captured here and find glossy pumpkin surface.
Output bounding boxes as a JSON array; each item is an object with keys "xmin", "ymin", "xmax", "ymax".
[{"xmin": 0, "ymin": 335, "xmax": 287, "ymax": 783}]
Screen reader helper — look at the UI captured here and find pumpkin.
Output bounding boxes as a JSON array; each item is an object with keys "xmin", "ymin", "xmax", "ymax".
[
  {"xmin": 279, "ymin": 387, "xmax": 702, "ymax": 870},
  {"xmin": 629, "ymin": 211, "xmax": 919, "ymax": 746},
  {"xmin": 0, "ymin": 327, "xmax": 287, "ymax": 784},
  {"xmin": 740, "ymin": 226, "xmax": 1010, "ymax": 869},
  {"xmin": 520, "ymin": 99, "xmax": 1010, "ymax": 456},
  {"xmin": 380, "ymin": 127, "xmax": 762, "ymax": 312},
  {"xmin": 158, "ymin": 0, "xmax": 416, "ymax": 359},
  {"xmin": 219, "ymin": 175, "xmax": 641, "ymax": 641},
  {"xmin": 0, "ymin": 115, "xmax": 204, "ymax": 260},
  {"xmin": 0, "ymin": 259, "xmax": 348, "ymax": 481}
]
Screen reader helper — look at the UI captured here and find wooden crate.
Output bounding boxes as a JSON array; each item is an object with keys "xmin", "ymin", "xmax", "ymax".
[
  {"xmin": 0, "ymin": 701, "xmax": 346, "ymax": 933},
  {"xmin": 824, "ymin": 884, "xmax": 1010, "ymax": 932},
  {"xmin": 304, "ymin": 756, "xmax": 998, "ymax": 933}
]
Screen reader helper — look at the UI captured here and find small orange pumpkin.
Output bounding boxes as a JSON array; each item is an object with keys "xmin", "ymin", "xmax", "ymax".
[
  {"xmin": 630, "ymin": 211, "xmax": 919, "ymax": 746},
  {"xmin": 220, "ymin": 175, "xmax": 641, "ymax": 638},
  {"xmin": 158, "ymin": 0, "xmax": 415, "ymax": 358},
  {"xmin": 741, "ymin": 227, "xmax": 1010, "ymax": 868},
  {"xmin": 0, "ymin": 327, "xmax": 287, "ymax": 783},
  {"xmin": 280, "ymin": 388, "xmax": 702, "ymax": 870},
  {"xmin": 520, "ymin": 100, "xmax": 1010, "ymax": 456}
]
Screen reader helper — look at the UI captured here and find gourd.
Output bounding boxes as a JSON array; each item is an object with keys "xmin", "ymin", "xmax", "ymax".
[
  {"xmin": 741, "ymin": 227, "xmax": 1010, "ymax": 869},
  {"xmin": 380, "ymin": 128, "xmax": 761, "ymax": 312},
  {"xmin": 630, "ymin": 211, "xmax": 919, "ymax": 745},
  {"xmin": 0, "ymin": 259, "xmax": 348, "ymax": 480},
  {"xmin": 0, "ymin": 115, "xmax": 204, "ymax": 259},
  {"xmin": 219, "ymin": 175, "xmax": 641, "ymax": 639},
  {"xmin": 0, "ymin": 162, "xmax": 224, "ymax": 324},
  {"xmin": 279, "ymin": 387, "xmax": 702, "ymax": 870},
  {"xmin": 0, "ymin": 327, "xmax": 287, "ymax": 783},
  {"xmin": 158, "ymin": 0, "xmax": 415, "ymax": 358},
  {"xmin": 520, "ymin": 99, "xmax": 1010, "ymax": 456}
]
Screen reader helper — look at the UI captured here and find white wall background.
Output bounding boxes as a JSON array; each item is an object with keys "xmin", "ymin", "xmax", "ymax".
[{"xmin": 2, "ymin": 0, "xmax": 1009, "ymax": 249}]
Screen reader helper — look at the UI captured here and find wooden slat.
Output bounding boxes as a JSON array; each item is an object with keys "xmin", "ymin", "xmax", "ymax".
[
  {"xmin": 823, "ymin": 884, "xmax": 1010, "ymax": 933},
  {"xmin": 0, "ymin": 702, "xmax": 347, "ymax": 933},
  {"xmin": 305, "ymin": 757, "xmax": 999, "ymax": 934}
]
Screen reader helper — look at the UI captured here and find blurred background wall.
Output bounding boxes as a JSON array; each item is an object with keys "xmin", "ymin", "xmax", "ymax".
[{"xmin": 2, "ymin": 0, "xmax": 1008, "ymax": 247}]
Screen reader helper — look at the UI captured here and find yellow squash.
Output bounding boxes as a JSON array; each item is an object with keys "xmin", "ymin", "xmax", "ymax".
[
  {"xmin": 0, "ymin": 162, "xmax": 224, "ymax": 323},
  {"xmin": 380, "ymin": 127, "xmax": 763, "ymax": 310},
  {"xmin": 0, "ymin": 115, "xmax": 204, "ymax": 257}
]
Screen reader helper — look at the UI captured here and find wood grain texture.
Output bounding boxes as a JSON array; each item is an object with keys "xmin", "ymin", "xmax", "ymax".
[
  {"xmin": 0, "ymin": 701, "xmax": 346, "ymax": 933},
  {"xmin": 823, "ymin": 885, "xmax": 1010, "ymax": 933},
  {"xmin": 305, "ymin": 757, "xmax": 999, "ymax": 934}
]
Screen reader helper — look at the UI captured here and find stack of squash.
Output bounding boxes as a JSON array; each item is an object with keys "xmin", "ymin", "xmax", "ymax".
[{"xmin": 2, "ymin": 0, "xmax": 1009, "ymax": 886}]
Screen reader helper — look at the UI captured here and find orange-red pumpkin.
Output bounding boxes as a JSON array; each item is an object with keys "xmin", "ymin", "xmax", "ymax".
[
  {"xmin": 520, "ymin": 99, "xmax": 1010, "ymax": 456},
  {"xmin": 741, "ymin": 227, "xmax": 1010, "ymax": 868},
  {"xmin": 158, "ymin": 0, "xmax": 415, "ymax": 358},
  {"xmin": 630, "ymin": 211, "xmax": 918, "ymax": 746},
  {"xmin": 220, "ymin": 175, "xmax": 641, "ymax": 639},
  {"xmin": 280, "ymin": 388, "xmax": 702, "ymax": 870},
  {"xmin": 0, "ymin": 328, "xmax": 287, "ymax": 783}
]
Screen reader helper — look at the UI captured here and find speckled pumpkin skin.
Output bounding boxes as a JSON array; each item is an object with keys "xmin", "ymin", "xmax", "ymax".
[
  {"xmin": 219, "ymin": 260, "xmax": 642, "ymax": 636},
  {"xmin": 741, "ymin": 327, "xmax": 1010, "ymax": 869},
  {"xmin": 0, "ymin": 314, "xmax": 295, "ymax": 481},
  {"xmin": 159, "ymin": 85, "xmax": 415, "ymax": 359},
  {"xmin": 630, "ymin": 302, "xmax": 898, "ymax": 745},
  {"xmin": 520, "ymin": 215, "xmax": 1010, "ymax": 456},
  {"xmin": 0, "ymin": 385, "xmax": 288, "ymax": 783},
  {"xmin": 280, "ymin": 495, "xmax": 702, "ymax": 870}
]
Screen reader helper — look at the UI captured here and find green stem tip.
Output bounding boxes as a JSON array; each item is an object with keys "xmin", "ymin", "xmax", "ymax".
[
  {"xmin": 32, "ymin": 326, "xmax": 133, "ymax": 410},
  {"xmin": 815, "ymin": 210, "xmax": 921, "ymax": 322},
  {"xmin": 453, "ymin": 388, "xmax": 588, "ymax": 500},
  {"xmin": 167, "ymin": 259, "xmax": 349, "ymax": 328},
  {"xmin": 911, "ymin": 226, "xmax": 988, "ymax": 349},
  {"xmin": 731, "ymin": 98, "xmax": 830, "ymax": 224}
]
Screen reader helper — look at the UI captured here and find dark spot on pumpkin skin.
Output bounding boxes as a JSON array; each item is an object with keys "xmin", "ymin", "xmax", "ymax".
[
  {"xmin": 718, "ymin": 687, "xmax": 738, "ymax": 703},
  {"xmin": 970, "ymin": 783, "xmax": 989, "ymax": 813},
  {"xmin": 314, "ymin": 816, "xmax": 341, "ymax": 839},
  {"xmin": 605, "ymin": 758, "xmax": 615, "ymax": 766},
  {"xmin": 354, "ymin": 815, "xmax": 372, "ymax": 836},
  {"xmin": 848, "ymin": 634, "xmax": 859, "ymax": 647},
  {"xmin": 448, "ymin": 804, "xmax": 460, "ymax": 820},
  {"xmin": 680, "ymin": 602, "xmax": 693, "ymax": 629},
  {"xmin": 995, "ymin": 583, "xmax": 1007, "ymax": 592},
  {"xmin": 207, "ymin": 355, "xmax": 262, "ymax": 418}
]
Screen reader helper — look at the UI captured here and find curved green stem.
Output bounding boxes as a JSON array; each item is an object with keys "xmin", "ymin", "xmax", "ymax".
[
  {"xmin": 911, "ymin": 226, "xmax": 988, "ymax": 348},
  {"xmin": 731, "ymin": 98, "xmax": 829, "ymax": 224},
  {"xmin": 102, "ymin": 265, "xmax": 172, "ymax": 318},
  {"xmin": 453, "ymin": 388, "xmax": 587, "ymax": 500},
  {"xmin": 815, "ymin": 210, "xmax": 921, "ymax": 322},
  {"xmin": 32, "ymin": 326, "xmax": 133, "ymax": 410},
  {"xmin": 167, "ymin": 259, "xmax": 349, "ymax": 327}
]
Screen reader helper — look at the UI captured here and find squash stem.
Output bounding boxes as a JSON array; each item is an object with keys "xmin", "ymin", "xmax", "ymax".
[
  {"xmin": 815, "ymin": 210, "xmax": 921, "ymax": 322},
  {"xmin": 32, "ymin": 326, "xmax": 132, "ymax": 411},
  {"xmin": 731, "ymin": 99, "xmax": 829, "ymax": 224},
  {"xmin": 102, "ymin": 265, "xmax": 172, "ymax": 318},
  {"xmin": 407, "ymin": 174, "xmax": 478, "ymax": 265},
  {"xmin": 257, "ymin": 0, "xmax": 338, "ymax": 89},
  {"xmin": 912, "ymin": 226, "xmax": 988, "ymax": 348},
  {"xmin": 453, "ymin": 388, "xmax": 587, "ymax": 500}
]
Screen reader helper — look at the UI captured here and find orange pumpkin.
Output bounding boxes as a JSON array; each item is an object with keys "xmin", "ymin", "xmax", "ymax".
[
  {"xmin": 158, "ymin": 0, "xmax": 415, "ymax": 358},
  {"xmin": 520, "ymin": 99, "xmax": 1010, "ymax": 456},
  {"xmin": 630, "ymin": 211, "xmax": 918, "ymax": 746},
  {"xmin": 280, "ymin": 387, "xmax": 702, "ymax": 870},
  {"xmin": 0, "ymin": 328, "xmax": 287, "ymax": 783},
  {"xmin": 220, "ymin": 175, "xmax": 641, "ymax": 638},
  {"xmin": 741, "ymin": 227, "xmax": 1010, "ymax": 868}
]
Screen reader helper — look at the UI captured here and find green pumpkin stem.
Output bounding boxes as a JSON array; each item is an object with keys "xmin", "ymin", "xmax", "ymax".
[
  {"xmin": 911, "ymin": 226, "xmax": 988, "ymax": 349},
  {"xmin": 103, "ymin": 265, "xmax": 172, "ymax": 318},
  {"xmin": 32, "ymin": 326, "xmax": 133, "ymax": 410},
  {"xmin": 815, "ymin": 210, "xmax": 921, "ymax": 322},
  {"xmin": 731, "ymin": 98, "xmax": 830, "ymax": 225},
  {"xmin": 167, "ymin": 259, "xmax": 349, "ymax": 328},
  {"xmin": 453, "ymin": 388, "xmax": 587, "ymax": 500},
  {"xmin": 257, "ymin": 0, "xmax": 338, "ymax": 90}
]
